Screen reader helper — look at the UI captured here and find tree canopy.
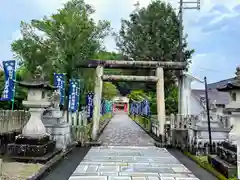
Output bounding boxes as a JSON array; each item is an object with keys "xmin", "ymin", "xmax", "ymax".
[
  {"xmin": 116, "ymin": 0, "xmax": 194, "ymax": 114},
  {"xmin": 3, "ymin": 0, "xmax": 194, "ymax": 114},
  {"xmin": 10, "ymin": 0, "xmax": 119, "ymax": 109}
]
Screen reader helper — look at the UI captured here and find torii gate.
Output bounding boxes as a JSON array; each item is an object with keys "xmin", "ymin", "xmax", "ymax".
[{"xmin": 77, "ymin": 60, "xmax": 187, "ymax": 141}]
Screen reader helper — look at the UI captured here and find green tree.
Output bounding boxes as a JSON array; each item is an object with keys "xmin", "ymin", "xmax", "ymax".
[
  {"xmin": 11, "ymin": 0, "xmax": 111, "ymax": 110},
  {"xmin": 102, "ymin": 82, "xmax": 119, "ymax": 100},
  {"xmin": 116, "ymin": 0, "xmax": 194, "ymax": 113}
]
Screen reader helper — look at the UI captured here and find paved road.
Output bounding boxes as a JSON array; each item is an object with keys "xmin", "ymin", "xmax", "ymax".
[
  {"xmin": 43, "ymin": 112, "xmax": 217, "ymax": 180},
  {"xmin": 69, "ymin": 146, "xmax": 200, "ymax": 180},
  {"xmin": 99, "ymin": 112, "xmax": 155, "ymax": 146}
]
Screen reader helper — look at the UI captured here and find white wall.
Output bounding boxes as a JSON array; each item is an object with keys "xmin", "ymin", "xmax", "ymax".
[{"xmin": 190, "ymin": 94, "xmax": 204, "ymax": 115}]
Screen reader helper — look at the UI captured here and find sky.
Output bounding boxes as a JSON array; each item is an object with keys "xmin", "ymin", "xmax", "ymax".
[{"xmin": 0, "ymin": 0, "xmax": 240, "ymax": 89}]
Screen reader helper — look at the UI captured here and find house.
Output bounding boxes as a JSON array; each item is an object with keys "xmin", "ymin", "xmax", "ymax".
[{"xmin": 190, "ymin": 78, "xmax": 232, "ymax": 115}]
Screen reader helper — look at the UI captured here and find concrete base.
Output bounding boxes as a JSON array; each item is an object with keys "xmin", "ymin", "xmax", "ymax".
[{"xmin": 45, "ymin": 123, "xmax": 72, "ymax": 151}]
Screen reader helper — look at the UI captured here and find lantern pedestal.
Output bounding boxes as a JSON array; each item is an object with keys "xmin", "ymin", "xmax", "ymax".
[{"xmin": 7, "ymin": 80, "xmax": 60, "ymax": 162}]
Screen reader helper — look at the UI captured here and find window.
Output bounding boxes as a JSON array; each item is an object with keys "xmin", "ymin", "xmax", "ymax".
[{"xmin": 231, "ymin": 92, "xmax": 236, "ymax": 101}]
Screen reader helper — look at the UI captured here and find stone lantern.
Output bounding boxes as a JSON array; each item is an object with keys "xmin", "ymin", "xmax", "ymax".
[
  {"xmin": 7, "ymin": 66, "xmax": 59, "ymax": 161},
  {"xmin": 217, "ymin": 66, "xmax": 240, "ymax": 144}
]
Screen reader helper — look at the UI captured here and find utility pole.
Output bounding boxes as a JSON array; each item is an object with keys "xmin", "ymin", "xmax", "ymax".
[
  {"xmin": 178, "ymin": 0, "xmax": 200, "ymax": 62},
  {"xmin": 204, "ymin": 77, "xmax": 213, "ymax": 153},
  {"xmin": 178, "ymin": 0, "xmax": 200, "ymax": 115}
]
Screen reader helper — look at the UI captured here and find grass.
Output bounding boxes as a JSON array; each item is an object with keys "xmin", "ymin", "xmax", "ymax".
[
  {"xmin": 100, "ymin": 113, "xmax": 113, "ymax": 121},
  {"xmin": 130, "ymin": 115, "xmax": 151, "ymax": 131},
  {"xmin": 184, "ymin": 151, "xmax": 238, "ymax": 180},
  {"xmin": 1, "ymin": 159, "xmax": 43, "ymax": 180}
]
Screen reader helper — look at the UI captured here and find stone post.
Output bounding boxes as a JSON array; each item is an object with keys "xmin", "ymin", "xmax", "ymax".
[
  {"xmin": 0, "ymin": 158, "xmax": 2, "ymax": 176},
  {"xmin": 178, "ymin": 76, "xmax": 183, "ymax": 115},
  {"xmin": 237, "ymin": 138, "xmax": 240, "ymax": 179},
  {"xmin": 156, "ymin": 67, "xmax": 165, "ymax": 138},
  {"xmin": 92, "ymin": 65, "xmax": 103, "ymax": 141},
  {"xmin": 229, "ymin": 112, "xmax": 240, "ymax": 144}
]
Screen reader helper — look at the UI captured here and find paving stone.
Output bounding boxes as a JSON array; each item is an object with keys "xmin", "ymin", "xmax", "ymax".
[
  {"xmin": 119, "ymin": 172, "xmax": 159, "ymax": 176},
  {"xmin": 85, "ymin": 165, "xmax": 99, "ymax": 172},
  {"xmin": 98, "ymin": 165, "xmax": 119, "ymax": 172},
  {"xmin": 100, "ymin": 172, "xmax": 119, "ymax": 176},
  {"xmin": 108, "ymin": 177, "xmax": 132, "ymax": 180},
  {"xmin": 175, "ymin": 178, "xmax": 199, "ymax": 180},
  {"xmin": 68, "ymin": 113, "xmax": 197, "ymax": 180},
  {"xmin": 98, "ymin": 113, "xmax": 155, "ymax": 146},
  {"xmin": 132, "ymin": 177, "xmax": 147, "ymax": 180},
  {"xmin": 80, "ymin": 161, "xmax": 116, "ymax": 166},
  {"xmin": 147, "ymin": 177, "xmax": 160, "ymax": 180},
  {"xmin": 159, "ymin": 178, "xmax": 175, "ymax": 180},
  {"xmin": 128, "ymin": 163, "xmax": 151, "ymax": 168},
  {"xmin": 172, "ymin": 167, "xmax": 191, "ymax": 173},
  {"xmin": 159, "ymin": 173, "xmax": 190, "ymax": 177},
  {"xmin": 68, "ymin": 176, "xmax": 107, "ymax": 180},
  {"xmin": 72, "ymin": 165, "xmax": 87, "ymax": 174}
]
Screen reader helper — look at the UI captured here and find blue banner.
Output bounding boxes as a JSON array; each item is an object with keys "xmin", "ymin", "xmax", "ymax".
[
  {"xmin": 1, "ymin": 60, "xmax": 16, "ymax": 101},
  {"xmin": 130, "ymin": 100, "xmax": 151, "ymax": 116},
  {"xmin": 53, "ymin": 73, "xmax": 65, "ymax": 105},
  {"xmin": 101, "ymin": 100, "xmax": 106, "ymax": 115},
  {"xmin": 76, "ymin": 80, "xmax": 81, "ymax": 111},
  {"xmin": 86, "ymin": 92, "xmax": 94, "ymax": 120},
  {"xmin": 68, "ymin": 79, "xmax": 78, "ymax": 112}
]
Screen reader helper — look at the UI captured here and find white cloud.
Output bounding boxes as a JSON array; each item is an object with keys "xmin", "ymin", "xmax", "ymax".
[{"xmin": 3, "ymin": 0, "xmax": 239, "ymax": 86}]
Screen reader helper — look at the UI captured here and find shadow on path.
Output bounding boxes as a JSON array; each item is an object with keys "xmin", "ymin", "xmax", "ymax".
[
  {"xmin": 42, "ymin": 147, "xmax": 90, "ymax": 180},
  {"xmin": 168, "ymin": 149, "xmax": 217, "ymax": 180}
]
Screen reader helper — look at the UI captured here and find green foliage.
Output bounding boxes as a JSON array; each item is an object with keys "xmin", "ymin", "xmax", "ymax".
[
  {"xmin": 184, "ymin": 152, "xmax": 230, "ymax": 180},
  {"xmin": 100, "ymin": 112, "xmax": 113, "ymax": 121},
  {"xmin": 116, "ymin": 0, "xmax": 194, "ymax": 64},
  {"xmin": 165, "ymin": 84, "xmax": 178, "ymax": 115},
  {"xmin": 12, "ymin": 0, "xmax": 110, "ymax": 77},
  {"xmin": 116, "ymin": 0, "xmax": 194, "ymax": 112},
  {"xmin": 11, "ymin": 0, "xmax": 114, "ymax": 109},
  {"xmin": 102, "ymin": 82, "xmax": 119, "ymax": 100}
]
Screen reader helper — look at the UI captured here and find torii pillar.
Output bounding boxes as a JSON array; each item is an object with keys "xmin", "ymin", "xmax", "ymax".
[
  {"xmin": 156, "ymin": 67, "xmax": 165, "ymax": 139},
  {"xmin": 92, "ymin": 65, "xmax": 103, "ymax": 141}
]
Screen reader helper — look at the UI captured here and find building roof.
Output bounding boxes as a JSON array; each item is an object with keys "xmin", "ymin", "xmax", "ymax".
[
  {"xmin": 192, "ymin": 89, "xmax": 230, "ymax": 105},
  {"xmin": 207, "ymin": 78, "xmax": 234, "ymax": 90}
]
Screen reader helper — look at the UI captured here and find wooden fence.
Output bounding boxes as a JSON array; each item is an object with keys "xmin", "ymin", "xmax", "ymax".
[{"xmin": 64, "ymin": 109, "xmax": 112, "ymax": 145}]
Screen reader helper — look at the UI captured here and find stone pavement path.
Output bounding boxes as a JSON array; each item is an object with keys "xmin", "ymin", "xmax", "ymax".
[
  {"xmin": 69, "ymin": 146, "xmax": 200, "ymax": 180},
  {"xmin": 43, "ymin": 113, "xmax": 215, "ymax": 180},
  {"xmin": 99, "ymin": 112, "xmax": 155, "ymax": 146},
  {"xmin": 69, "ymin": 113, "xmax": 200, "ymax": 180}
]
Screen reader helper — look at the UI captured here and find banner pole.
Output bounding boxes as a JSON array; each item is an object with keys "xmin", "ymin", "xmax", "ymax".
[{"xmin": 11, "ymin": 61, "xmax": 16, "ymax": 111}]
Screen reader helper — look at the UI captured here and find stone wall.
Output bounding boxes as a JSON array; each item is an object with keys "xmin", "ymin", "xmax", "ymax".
[{"xmin": 0, "ymin": 110, "xmax": 29, "ymax": 154}]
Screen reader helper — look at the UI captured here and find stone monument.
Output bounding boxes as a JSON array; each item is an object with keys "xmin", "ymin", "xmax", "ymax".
[
  {"xmin": 188, "ymin": 112, "xmax": 231, "ymax": 155},
  {"xmin": 7, "ymin": 66, "xmax": 59, "ymax": 161},
  {"xmin": 217, "ymin": 66, "xmax": 240, "ymax": 144},
  {"xmin": 207, "ymin": 66, "xmax": 240, "ymax": 178},
  {"xmin": 42, "ymin": 90, "xmax": 72, "ymax": 151}
]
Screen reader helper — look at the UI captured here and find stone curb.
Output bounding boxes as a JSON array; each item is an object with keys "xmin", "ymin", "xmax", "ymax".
[
  {"xmin": 27, "ymin": 142, "xmax": 77, "ymax": 180},
  {"xmin": 97, "ymin": 118, "xmax": 111, "ymax": 138},
  {"xmin": 84, "ymin": 118, "xmax": 111, "ymax": 147}
]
